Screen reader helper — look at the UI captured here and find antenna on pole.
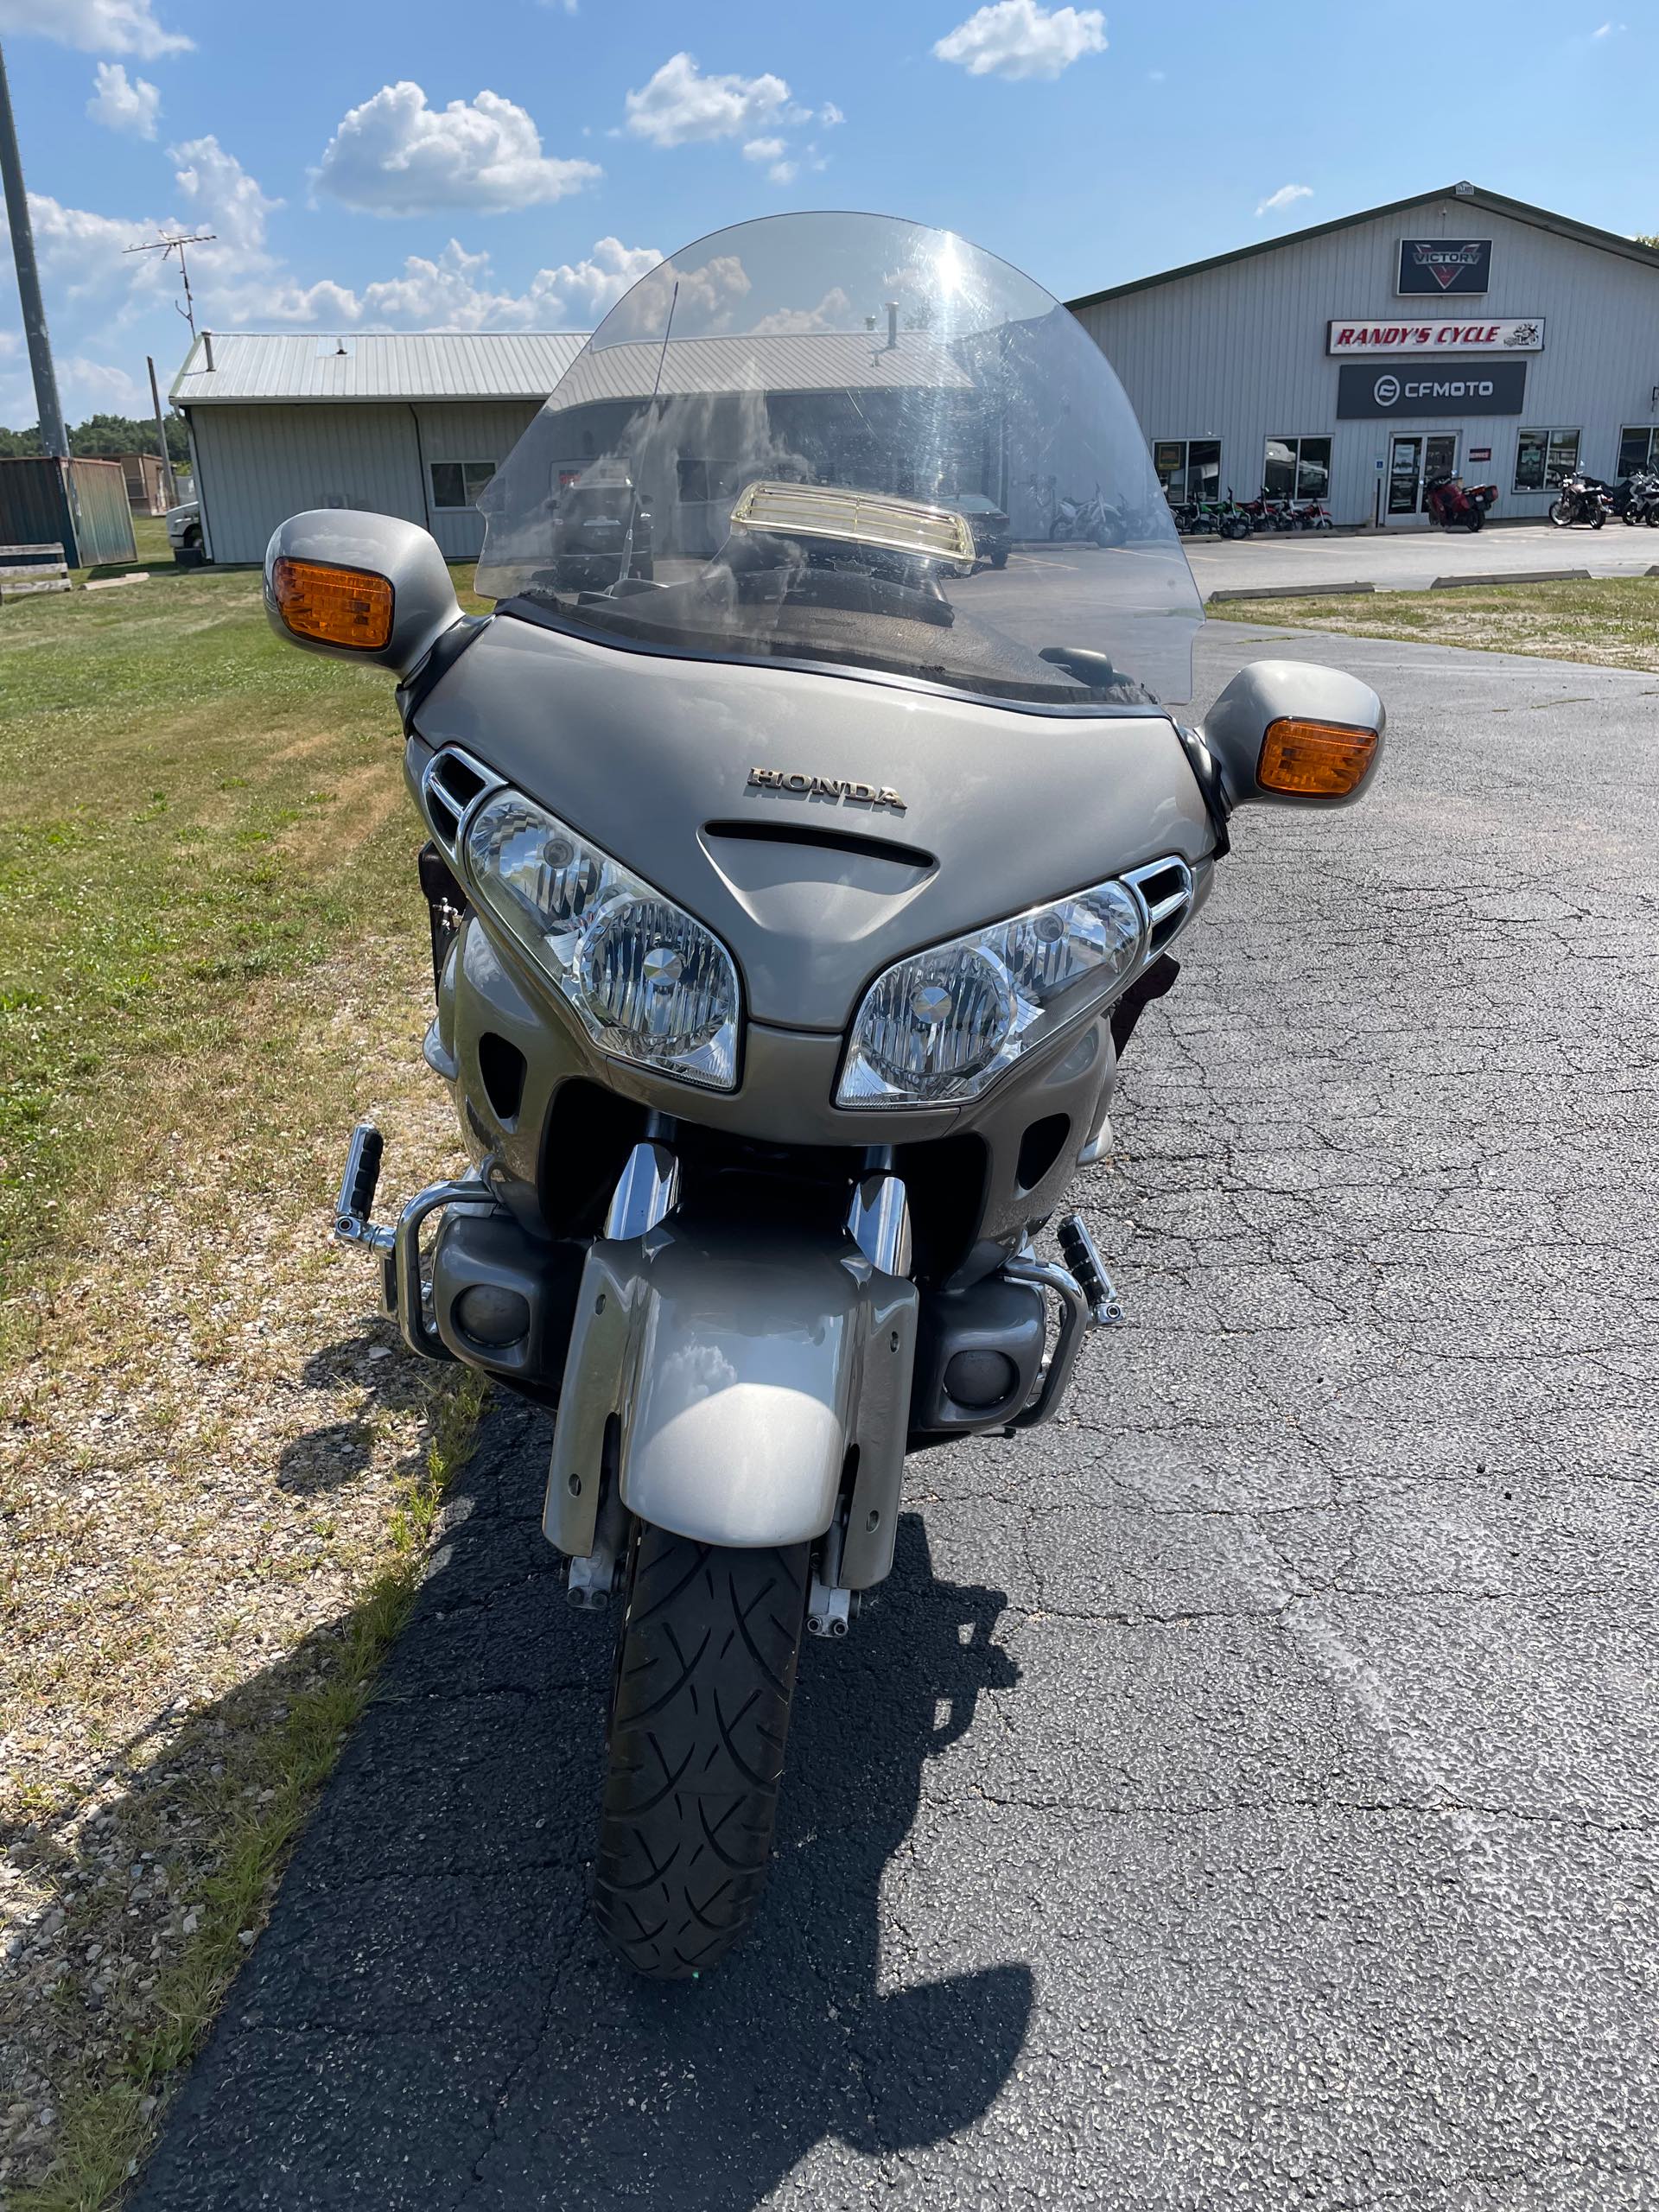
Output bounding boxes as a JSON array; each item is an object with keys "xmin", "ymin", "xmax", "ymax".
[{"xmin": 125, "ymin": 231, "xmax": 216, "ymax": 340}]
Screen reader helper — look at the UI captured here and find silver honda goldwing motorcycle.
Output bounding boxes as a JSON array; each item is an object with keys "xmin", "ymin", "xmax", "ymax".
[{"xmin": 264, "ymin": 213, "xmax": 1382, "ymax": 1979}]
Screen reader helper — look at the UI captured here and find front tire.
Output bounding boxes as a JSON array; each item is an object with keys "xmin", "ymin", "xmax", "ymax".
[
  {"xmin": 593, "ymin": 1526, "xmax": 810, "ymax": 1979},
  {"xmin": 1549, "ymin": 498, "xmax": 1572, "ymax": 527}
]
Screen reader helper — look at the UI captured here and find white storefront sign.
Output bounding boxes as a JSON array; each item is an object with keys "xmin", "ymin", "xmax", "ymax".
[{"xmin": 1327, "ymin": 317, "xmax": 1545, "ymax": 356}]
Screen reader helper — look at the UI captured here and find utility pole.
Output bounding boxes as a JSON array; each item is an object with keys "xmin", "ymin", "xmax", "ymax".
[
  {"xmin": 0, "ymin": 40, "xmax": 68, "ymax": 459},
  {"xmin": 126, "ymin": 231, "xmax": 215, "ymax": 340},
  {"xmin": 146, "ymin": 354, "xmax": 175, "ymax": 511}
]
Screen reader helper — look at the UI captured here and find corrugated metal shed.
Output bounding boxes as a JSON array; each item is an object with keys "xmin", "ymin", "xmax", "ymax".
[
  {"xmin": 0, "ymin": 457, "xmax": 137, "ymax": 569},
  {"xmin": 549, "ymin": 333, "xmax": 975, "ymax": 407},
  {"xmin": 172, "ymin": 331, "xmax": 590, "ymax": 405}
]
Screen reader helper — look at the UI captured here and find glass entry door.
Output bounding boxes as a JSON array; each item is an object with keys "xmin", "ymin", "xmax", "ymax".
[{"xmin": 1386, "ymin": 432, "xmax": 1459, "ymax": 524}]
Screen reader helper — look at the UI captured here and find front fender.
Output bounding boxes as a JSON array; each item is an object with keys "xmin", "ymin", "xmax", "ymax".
[{"xmin": 547, "ymin": 1220, "xmax": 917, "ymax": 1575}]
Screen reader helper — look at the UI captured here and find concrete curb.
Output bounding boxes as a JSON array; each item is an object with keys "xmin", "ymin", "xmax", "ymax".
[
  {"xmin": 1206, "ymin": 581, "xmax": 1377, "ymax": 604},
  {"xmin": 1429, "ymin": 568, "xmax": 1592, "ymax": 589}
]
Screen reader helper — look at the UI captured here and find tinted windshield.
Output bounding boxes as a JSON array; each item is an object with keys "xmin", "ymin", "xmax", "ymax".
[{"xmin": 477, "ymin": 213, "xmax": 1201, "ymax": 706}]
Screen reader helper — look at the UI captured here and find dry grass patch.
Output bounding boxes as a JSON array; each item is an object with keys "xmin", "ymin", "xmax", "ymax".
[
  {"xmin": 0, "ymin": 564, "xmax": 498, "ymax": 2203},
  {"xmin": 1212, "ymin": 573, "xmax": 1659, "ymax": 671}
]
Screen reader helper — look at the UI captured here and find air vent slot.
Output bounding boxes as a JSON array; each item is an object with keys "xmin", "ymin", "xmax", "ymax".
[
  {"xmin": 1124, "ymin": 855, "xmax": 1195, "ymax": 955},
  {"xmin": 421, "ymin": 747, "xmax": 499, "ymax": 858},
  {"xmin": 702, "ymin": 818, "xmax": 937, "ymax": 874},
  {"xmin": 478, "ymin": 1032, "xmax": 526, "ymax": 1124}
]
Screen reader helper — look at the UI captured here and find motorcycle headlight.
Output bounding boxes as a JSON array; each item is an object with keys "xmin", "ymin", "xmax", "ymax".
[
  {"xmin": 464, "ymin": 791, "xmax": 741, "ymax": 1090},
  {"xmin": 837, "ymin": 878, "xmax": 1145, "ymax": 1108}
]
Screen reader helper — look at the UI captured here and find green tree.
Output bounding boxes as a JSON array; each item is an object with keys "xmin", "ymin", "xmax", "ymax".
[
  {"xmin": 1637, "ymin": 233, "xmax": 1659, "ymax": 250},
  {"xmin": 0, "ymin": 412, "xmax": 190, "ymax": 463}
]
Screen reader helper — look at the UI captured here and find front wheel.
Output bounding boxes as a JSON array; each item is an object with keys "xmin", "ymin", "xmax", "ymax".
[
  {"xmin": 1549, "ymin": 498, "xmax": 1573, "ymax": 527},
  {"xmin": 593, "ymin": 1526, "xmax": 810, "ymax": 1979}
]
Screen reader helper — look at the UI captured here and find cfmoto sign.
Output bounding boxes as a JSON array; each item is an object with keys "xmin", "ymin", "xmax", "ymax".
[{"xmin": 1338, "ymin": 359, "xmax": 1528, "ymax": 419}]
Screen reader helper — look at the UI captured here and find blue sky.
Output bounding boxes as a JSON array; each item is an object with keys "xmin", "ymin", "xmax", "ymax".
[{"xmin": 0, "ymin": 0, "xmax": 1654, "ymax": 426}]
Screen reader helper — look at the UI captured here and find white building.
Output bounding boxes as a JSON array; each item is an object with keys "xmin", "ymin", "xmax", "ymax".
[
  {"xmin": 1069, "ymin": 181, "xmax": 1659, "ymax": 527},
  {"xmin": 169, "ymin": 331, "xmax": 588, "ymax": 566}
]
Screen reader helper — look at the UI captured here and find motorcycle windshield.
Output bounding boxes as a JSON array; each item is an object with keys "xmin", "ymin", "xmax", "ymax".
[{"xmin": 476, "ymin": 213, "xmax": 1202, "ymax": 707}]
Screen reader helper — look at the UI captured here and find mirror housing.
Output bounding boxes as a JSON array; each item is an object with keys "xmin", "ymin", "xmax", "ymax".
[
  {"xmin": 1198, "ymin": 659, "xmax": 1385, "ymax": 810},
  {"xmin": 264, "ymin": 510, "xmax": 462, "ymax": 680}
]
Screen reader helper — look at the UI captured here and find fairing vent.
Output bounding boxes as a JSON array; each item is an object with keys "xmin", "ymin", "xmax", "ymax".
[
  {"xmin": 1124, "ymin": 856, "xmax": 1195, "ymax": 957},
  {"xmin": 420, "ymin": 746, "xmax": 501, "ymax": 861}
]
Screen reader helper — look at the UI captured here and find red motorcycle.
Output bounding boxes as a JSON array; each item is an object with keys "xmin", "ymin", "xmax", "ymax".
[{"xmin": 1426, "ymin": 473, "xmax": 1497, "ymax": 531}]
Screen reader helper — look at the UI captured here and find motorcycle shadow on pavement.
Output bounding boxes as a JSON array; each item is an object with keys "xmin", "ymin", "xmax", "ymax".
[{"xmin": 131, "ymin": 1395, "xmax": 1034, "ymax": 2211}]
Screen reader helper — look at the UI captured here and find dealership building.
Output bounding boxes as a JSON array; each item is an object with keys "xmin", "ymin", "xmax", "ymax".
[{"xmin": 1069, "ymin": 181, "xmax": 1659, "ymax": 527}]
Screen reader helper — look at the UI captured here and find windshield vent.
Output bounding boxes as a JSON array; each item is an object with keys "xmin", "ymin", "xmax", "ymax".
[
  {"xmin": 1123, "ymin": 855, "xmax": 1196, "ymax": 955},
  {"xmin": 421, "ymin": 746, "xmax": 501, "ymax": 859}
]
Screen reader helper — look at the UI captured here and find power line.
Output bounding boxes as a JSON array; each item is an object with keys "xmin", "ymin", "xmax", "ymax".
[{"xmin": 126, "ymin": 232, "xmax": 217, "ymax": 340}]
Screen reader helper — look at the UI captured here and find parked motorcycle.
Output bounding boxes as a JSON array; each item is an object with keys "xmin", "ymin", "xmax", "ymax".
[
  {"xmin": 264, "ymin": 212, "xmax": 1383, "ymax": 1980},
  {"xmin": 1425, "ymin": 473, "xmax": 1497, "ymax": 531},
  {"xmin": 1608, "ymin": 471, "xmax": 1659, "ymax": 525},
  {"xmin": 1049, "ymin": 484, "xmax": 1121, "ymax": 545},
  {"xmin": 1550, "ymin": 473, "xmax": 1612, "ymax": 528}
]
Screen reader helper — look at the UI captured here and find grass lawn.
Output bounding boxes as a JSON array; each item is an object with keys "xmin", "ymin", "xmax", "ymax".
[
  {"xmin": 0, "ymin": 558, "xmax": 492, "ymax": 2205},
  {"xmin": 1211, "ymin": 574, "xmax": 1659, "ymax": 671}
]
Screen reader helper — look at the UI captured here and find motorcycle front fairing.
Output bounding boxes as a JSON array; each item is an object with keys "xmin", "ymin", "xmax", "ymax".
[{"xmin": 405, "ymin": 619, "xmax": 1215, "ymax": 1558}]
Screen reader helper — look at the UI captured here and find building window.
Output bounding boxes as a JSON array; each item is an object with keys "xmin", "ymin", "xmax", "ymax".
[
  {"xmin": 1513, "ymin": 429, "xmax": 1580, "ymax": 494},
  {"xmin": 1262, "ymin": 435, "xmax": 1332, "ymax": 501},
  {"xmin": 1618, "ymin": 426, "xmax": 1659, "ymax": 478},
  {"xmin": 1153, "ymin": 438, "xmax": 1221, "ymax": 504},
  {"xmin": 429, "ymin": 459, "xmax": 497, "ymax": 510}
]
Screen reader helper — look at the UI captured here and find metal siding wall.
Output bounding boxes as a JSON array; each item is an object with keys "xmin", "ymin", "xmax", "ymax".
[
  {"xmin": 1074, "ymin": 200, "xmax": 1659, "ymax": 524},
  {"xmin": 189, "ymin": 402, "xmax": 543, "ymax": 565},
  {"xmin": 67, "ymin": 459, "xmax": 137, "ymax": 565},
  {"xmin": 416, "ymin": 403, "xmax": 540, "ymax": 560}
]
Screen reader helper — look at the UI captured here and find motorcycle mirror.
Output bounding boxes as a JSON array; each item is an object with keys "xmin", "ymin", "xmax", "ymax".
[
  {"xmin": 264, "ymin": 510, "xmax": 462, "ymax": 679},
  {"xmin": 1198, "ymin": 659, "xmax": 1384, "ymax": 810}
]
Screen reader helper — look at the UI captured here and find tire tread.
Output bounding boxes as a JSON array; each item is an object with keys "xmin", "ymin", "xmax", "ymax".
[{"xmin": 593, "ymin": 1528, "xmax": 810, "ymax": 1978}]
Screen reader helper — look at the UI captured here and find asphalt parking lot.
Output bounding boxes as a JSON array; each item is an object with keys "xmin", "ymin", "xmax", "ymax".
[
  {"xmin": 1183, "ymin": 517, "xmax": 1659, "ymax": 596},
  {"xmin": 132, "ymin": 625, "xmax": 1659, "ymax": 2211}
]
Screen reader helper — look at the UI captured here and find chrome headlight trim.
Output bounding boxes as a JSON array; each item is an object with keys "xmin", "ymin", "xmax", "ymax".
[
  {"xmin": 454, "ymin": 779, "xmax": 742, "ymax": 1092},
  {"xmin": 836, "ymin": 862, "xmax": 1191, "ymax": 1109}
]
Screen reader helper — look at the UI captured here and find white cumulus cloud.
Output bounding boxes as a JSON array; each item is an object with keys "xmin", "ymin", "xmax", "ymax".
[
  {"xmin": 742, "ymin": 137, "xmax": 786, "ymax": 162},
  {"xmin": 0, "ymin": 0, "xmax": 190, "ymax": 56},
  {"xmin": 315, "ymin": 82, "xmax": 601, "ymax": 215},
  {"xmin": 933, "ymin": 2, "xmax": 1106, "ymax": 79},
  {"xmin": 624, "ymin": 52, "xmax": 794, "ymax": 146},
  {"xmin": 1256, "ymin": 181, "xmax": 1313, "ymax": 217},
  {"xmin": 87, "ymin": 60, "xmax": 160, "ymax": 137}
]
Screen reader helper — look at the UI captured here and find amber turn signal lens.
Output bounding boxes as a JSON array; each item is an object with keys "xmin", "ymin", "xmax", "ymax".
[
  {"xmin": 271, "ymin": 556, "xmax": 394, "ymax": 652},
  {"xmin": 1257, "ymin": 717, "xmax": 1378, "ymax": 798}
]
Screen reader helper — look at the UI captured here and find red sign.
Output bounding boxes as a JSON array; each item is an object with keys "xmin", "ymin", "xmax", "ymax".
[{"xmin": 1468, "ymin": 447, "xmax": 1492, "ymax": 462}]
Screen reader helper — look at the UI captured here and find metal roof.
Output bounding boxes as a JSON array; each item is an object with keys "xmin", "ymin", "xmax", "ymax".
[
  {"xmin": 1066, "ymin": 182, "xmax": 1659, "ymax": 311},
  {"xmin": 171, "ymin": 330, "xmax": 592, "ymax": 405},
  {"xmin": 545, "ymin": 332, "xmax": 976, "ymax": 407}
]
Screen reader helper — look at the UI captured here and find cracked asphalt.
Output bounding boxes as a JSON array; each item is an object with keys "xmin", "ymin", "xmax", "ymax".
[{"xmin": 132, "ymin": 626, "xmax": 1659, "ymax": 2211}]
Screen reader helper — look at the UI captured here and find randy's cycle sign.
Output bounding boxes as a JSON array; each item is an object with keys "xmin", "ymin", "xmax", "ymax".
[
  {"xmin": 1336, "ymin": 360, "xmax": 1529, "ymax": 418},
  {"xmin": 1328, "ymin": 316, "xmax": 1542, "ymax": 355},
  {"xmin": 1397, "ymin": 238, "xmax": 1491, "ymax": 295}
]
